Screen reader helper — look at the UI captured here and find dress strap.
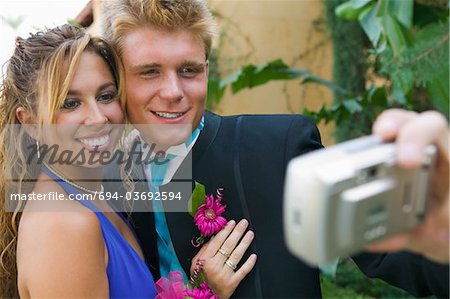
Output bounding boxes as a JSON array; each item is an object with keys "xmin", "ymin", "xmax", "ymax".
[{"xmin": 41, "ymin": 166, "xmax": 100, "ymax": 212}]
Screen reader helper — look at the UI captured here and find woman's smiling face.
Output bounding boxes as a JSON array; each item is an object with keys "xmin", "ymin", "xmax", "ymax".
[{"xmin": 48, "ymin": 51, "xmax": 124, "ymax": 167}]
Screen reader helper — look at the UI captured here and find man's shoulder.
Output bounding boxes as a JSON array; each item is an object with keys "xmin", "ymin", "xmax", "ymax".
[
  {"xmin": 207, "ymin": 111, "xmax": 318, "ymax": 138},
  {"xmin": 207, "ymin": 111, "xmax": 317, "ymax": 130}
]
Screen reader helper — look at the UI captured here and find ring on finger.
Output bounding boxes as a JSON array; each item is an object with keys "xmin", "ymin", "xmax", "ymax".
[
  {"xmin": 225, "ymin": 259, "xmax": 237, "ymax": 271},
  {"xmin": 218, "ymin": 248, "xmax": 230, "ymax": 258}
]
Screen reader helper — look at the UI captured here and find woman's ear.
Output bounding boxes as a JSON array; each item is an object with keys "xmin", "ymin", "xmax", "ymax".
[
  {"xmin": 16, "ymin": 107, "xmax": 32, "ymax": 124},
  {"xmin": 16, "ymin": 107, "xmax": 37, "ymax": 138}
]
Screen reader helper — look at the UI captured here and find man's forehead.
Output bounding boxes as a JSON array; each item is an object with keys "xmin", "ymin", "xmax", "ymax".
[
  {"xmin": 122, "ymin": 27, "xmax": 204, "ymax": 48},
  {"xmin": 121, "ymin": 28, "xmax": 207, "ymax": 65}
]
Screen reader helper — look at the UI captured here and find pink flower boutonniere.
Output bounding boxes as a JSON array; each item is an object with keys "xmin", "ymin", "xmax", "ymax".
[
  {"xmin": 155, "ymin": 183, "xmax": 226, "ymax": 299},
  {"xmin": 189, "ymin": 182, "xmax": 227, "ymax": 247}
]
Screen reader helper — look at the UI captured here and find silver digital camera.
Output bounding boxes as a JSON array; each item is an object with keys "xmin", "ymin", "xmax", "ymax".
[{"xmin": 283, "ymin": 135, "xmax": 436, "ymax": 266}]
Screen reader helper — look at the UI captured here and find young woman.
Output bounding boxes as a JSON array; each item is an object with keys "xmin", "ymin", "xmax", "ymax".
[{"xmin": 0, "ymin": 24, "xmax": 255, "ymax": 298}]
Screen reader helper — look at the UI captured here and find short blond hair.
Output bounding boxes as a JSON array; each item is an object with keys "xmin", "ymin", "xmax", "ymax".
[{"xmin": 101, "ymin": 0, "xmax": 216, "ymax": 59}]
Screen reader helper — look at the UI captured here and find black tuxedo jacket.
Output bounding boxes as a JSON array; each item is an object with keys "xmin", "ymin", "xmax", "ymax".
[{"xmin": 104, "ymin": 111, "xmax": 448, "ymax": 298}]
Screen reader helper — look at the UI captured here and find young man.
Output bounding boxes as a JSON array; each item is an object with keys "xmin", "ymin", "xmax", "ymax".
[{"xmin": 101, "ymin": 1, "xmax": 449, "ymax": 297}]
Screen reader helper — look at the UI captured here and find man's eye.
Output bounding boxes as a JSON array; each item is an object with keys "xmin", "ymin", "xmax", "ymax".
[
  {"xmin": 141, "ymin": 69, "xmax": 159, "ymax": 77},
  {"xmin": 98, "ymin": 91, "xmax": 118, "ymax": 103},
  {"xmin": 179, "ymin": 67, "xmax": 200, "ymax": 77},
  {"xmin": 61, "ymin": 98, "xmax": 80, "ymax": 110}
]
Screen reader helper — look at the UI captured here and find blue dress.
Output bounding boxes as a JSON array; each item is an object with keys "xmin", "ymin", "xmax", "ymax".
[{"xmin": 42, "ymin": 167, "xmax": 157, "ymax": 298}]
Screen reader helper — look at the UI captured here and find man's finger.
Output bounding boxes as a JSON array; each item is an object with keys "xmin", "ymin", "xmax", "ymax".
[
  {"xmin": 395, "ymin": 111, "xmax": 449, "ymax": 168},
  {"xmin": 372, "ymin": 109, "xmax": 418, "ymax": 141}
]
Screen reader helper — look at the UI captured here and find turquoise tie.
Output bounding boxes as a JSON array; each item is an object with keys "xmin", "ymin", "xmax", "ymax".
[
  {"xmin": 150, "ymin": 154, "xmax": 188, "ymax": 282},
  {"xmin": 149, "ymin": 117, "xmax": 204, "ymax": 281}
]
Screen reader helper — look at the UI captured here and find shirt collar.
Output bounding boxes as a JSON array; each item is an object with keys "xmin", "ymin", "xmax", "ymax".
[{"xmin": 139, "ymin": 116, "xmax": 205, "ymax": 159}]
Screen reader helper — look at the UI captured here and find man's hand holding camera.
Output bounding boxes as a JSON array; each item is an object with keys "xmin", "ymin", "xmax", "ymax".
[{"xmin": 368, "ymin": 109, "xmax": 449, "ymax": 264}]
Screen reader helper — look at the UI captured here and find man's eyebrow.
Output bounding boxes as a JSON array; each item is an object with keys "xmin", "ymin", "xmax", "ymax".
[
  {"xmin": 128, "ymin": 62, "xmax": 161, "ymax": 72},
  {"xmin": 181, "ymin": 60, "xmax": 206, "ymax": 67}
]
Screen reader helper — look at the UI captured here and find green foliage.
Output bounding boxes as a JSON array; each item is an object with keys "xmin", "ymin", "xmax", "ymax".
[
  {"xmin": 323, "ymin": 0, "xmax": 368, "ymax": 141},
  {"xmin": 207, "ymin": 59, "xmax": 343, "ymax": 109},
  {"xmin": 321, "ymin": 258, "xmax": 422, "ymax": 299},
  {"xmin": 306, "ymin": 0, "xmax": 449, "ymax": 139}
]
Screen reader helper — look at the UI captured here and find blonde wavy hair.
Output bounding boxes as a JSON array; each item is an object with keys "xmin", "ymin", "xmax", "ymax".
[
  {"xmin": 100, "ymin": 0, "xmax": 217, "ymax": 60},
  {"xmin": 0, "ymin": 24, "xmax": 126, "ymax": 298}
]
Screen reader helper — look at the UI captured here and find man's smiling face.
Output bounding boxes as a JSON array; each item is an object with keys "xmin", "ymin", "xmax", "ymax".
[{"xmin": 122, "ymin": 27, "xmax": 208, "ymax": 146}]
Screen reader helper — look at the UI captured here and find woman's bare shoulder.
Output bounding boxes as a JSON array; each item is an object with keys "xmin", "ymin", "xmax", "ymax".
[{"xmin": 17, "ymin": 191, "xmax": 108, "ymax": 298}]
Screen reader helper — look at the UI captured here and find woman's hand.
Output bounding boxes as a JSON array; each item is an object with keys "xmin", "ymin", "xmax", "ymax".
[
  {"xmin": 190, "ymin": 219, "xmax": 257, "ymax": 299},
  {"xmin": 367, "ymin": 109, "xmax": 449, "ymax": 263}
]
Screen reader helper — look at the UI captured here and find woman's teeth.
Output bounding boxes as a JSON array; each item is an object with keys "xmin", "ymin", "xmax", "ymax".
[
  {"xmin": 79, "ymin": 135, "xmax": 109, "ymax": 147},
  {"xmin": 154, "ymin": 112, "xmax": 183, "ymax": 119}
]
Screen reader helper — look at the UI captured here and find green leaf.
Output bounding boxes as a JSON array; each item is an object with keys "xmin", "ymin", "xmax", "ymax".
[
  {"xmin": 350, "ymin": 0, "xmax": 373, "ymax": 9},
  {"xmin": 207, "ymin": 79, "xmax": 225, "ymax": 109},
  {"xmin": 382, "ymin": 14, "xmax": 414, "ymax": 57},
  {"xmin": 188, "ymin": 182, "xmax": 206, "ymax": 217},
  {"xmin": 392, "ymin": 82, "xmax": 407, "ymax": 105},
  {"xmin": 220, "ymin": 59, "xmax": 346, "ymax": 96},
  {"xmin": 235, "ymin": 60, "xmax": 302, "ymax": 92},
  {"xmin": 358, "ymin": 3, "xmax": 382, "ymax": 47},
  {"xmin": 301, "ymin": 74, "xmax": 349, "ymax": 96},
  {"xmin": 343, "ymin": 98, "xmax": 363, "ymax": 113},
  {"xmin": 335, "ymin": 1, "xmax": 368, "ymax": 21},
  {"xmin": 378, "ymin": 0, "xmax": 413, "ymax": 29},
  {"xmin": 367, "ymin": 86, "xmax": 388, "ymax": 107},
  {"xmin": 426, "ymin": 74, "xmax": 449, "ymax": 118}
]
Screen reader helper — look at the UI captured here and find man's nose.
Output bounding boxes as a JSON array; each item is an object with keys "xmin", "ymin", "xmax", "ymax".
[{"xmin": 160, "ymin": 73, "xmax": 183, "ymax": 101}]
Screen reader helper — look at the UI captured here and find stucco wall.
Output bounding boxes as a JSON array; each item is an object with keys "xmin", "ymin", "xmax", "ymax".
[{"xmin": 209, "ymin": 0, "xmax": 334, "ymax": 144}]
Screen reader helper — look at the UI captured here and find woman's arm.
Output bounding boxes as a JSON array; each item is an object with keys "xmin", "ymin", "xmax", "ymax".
[{"xmin": 17, "ymin": 209, "xmax": 109, "ymax": 298}]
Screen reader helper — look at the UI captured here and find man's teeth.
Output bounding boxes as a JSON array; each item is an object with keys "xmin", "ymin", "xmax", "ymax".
[
  {"xmin": 79, "ymin": 135, "xmax": 109, "ymax": 147},
  {"xmin": 154, "ymin": 112, "xmax": 183, "ymax": 119}
]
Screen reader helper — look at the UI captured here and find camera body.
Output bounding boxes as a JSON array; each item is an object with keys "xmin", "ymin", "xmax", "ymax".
[{"xmin": 283, "ymin": 135, "xmax": 436, "ymax": 266}]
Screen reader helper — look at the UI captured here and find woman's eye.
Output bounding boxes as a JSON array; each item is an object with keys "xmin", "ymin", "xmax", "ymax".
[
  {"xmin": 98, "ymin": 91, "xmax": 118, "ymax": 103},
  {"xmin": 61, "ymin": 98, "xmax": 80, "ymax": 110}
]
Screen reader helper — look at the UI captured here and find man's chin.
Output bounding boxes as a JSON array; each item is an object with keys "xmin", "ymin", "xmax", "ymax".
[{"xmin": 135, "ymin": 123, "xmax": 193, "ymax": 150}]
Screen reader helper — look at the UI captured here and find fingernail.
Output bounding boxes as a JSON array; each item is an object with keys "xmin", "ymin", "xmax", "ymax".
[
  {"xmin": 247, "ymin": 231, "xmax": 254, "ymax": 239},
  {"xmin": 227, "ymin": 220, "xmax": 235, "ymax": 227},
  {"xmin": 239, "ymin": 219, "xmax": 248, "ymax": 227},
  {"xmin": 373, "ymin": 119, "xmax": 398, "ymax": 135},
  {"xmin": 398, "ymin": 144, "xmax": 423, "ymax": 165}
]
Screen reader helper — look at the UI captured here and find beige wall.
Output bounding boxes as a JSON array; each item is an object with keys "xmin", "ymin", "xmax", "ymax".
[{"xmin": 209, "ymin": 0, "xmax": 334, "ymax": 144}]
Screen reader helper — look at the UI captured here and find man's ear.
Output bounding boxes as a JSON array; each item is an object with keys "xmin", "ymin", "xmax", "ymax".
[
  {"xmin": 16, "ymin": 107, "xmax": 37, "ymax": 138},
  {"xmin": 205, "ymin": 60, "xmax": 209, "ymax": 77}
]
